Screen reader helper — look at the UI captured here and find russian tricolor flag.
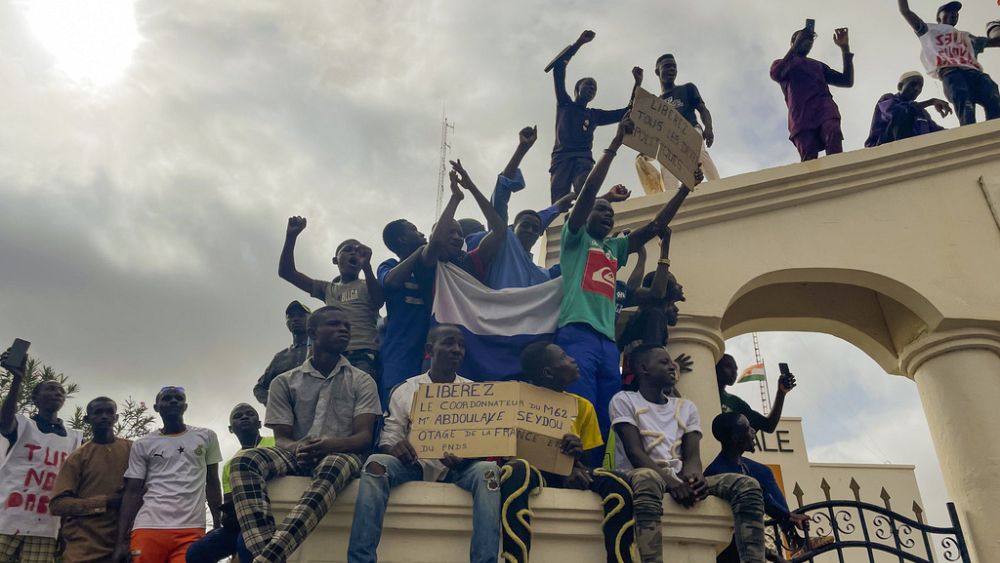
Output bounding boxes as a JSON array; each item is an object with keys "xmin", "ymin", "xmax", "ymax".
[{"xmin": 432, "ymin": 263, "xmax": 562, "ymax": 381}]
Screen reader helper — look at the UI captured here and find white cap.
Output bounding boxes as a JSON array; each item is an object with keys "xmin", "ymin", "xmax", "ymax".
[{"xmin": 898, "ymin": 71, "xmax": 923, "ymax": 86}]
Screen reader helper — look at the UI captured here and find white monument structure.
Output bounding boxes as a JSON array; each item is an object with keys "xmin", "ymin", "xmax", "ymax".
[{"xmin": 265, "ymin": 121, "xmax": 1000, "ymax": 562}]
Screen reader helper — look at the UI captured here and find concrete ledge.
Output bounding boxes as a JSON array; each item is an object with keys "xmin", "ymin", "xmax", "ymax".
[{"xmin": 267, "ymin": 476, "xmax": 735, "ymax": 562}]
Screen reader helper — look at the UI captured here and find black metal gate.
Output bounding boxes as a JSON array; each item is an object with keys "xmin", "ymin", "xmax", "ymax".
[{"xmin": 766, "ymin": 500, "xmax": 971, "ymax": 562}]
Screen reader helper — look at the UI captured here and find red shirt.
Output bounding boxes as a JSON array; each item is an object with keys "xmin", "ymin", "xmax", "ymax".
[{"xmin": 770, "ymin": 55, "xmax": 843, "ymax": 138}]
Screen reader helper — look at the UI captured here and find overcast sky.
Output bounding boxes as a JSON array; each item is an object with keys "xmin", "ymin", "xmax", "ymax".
[{"xmin": 3, "ymin": 0, "xmax": 995, "ymax": 528}]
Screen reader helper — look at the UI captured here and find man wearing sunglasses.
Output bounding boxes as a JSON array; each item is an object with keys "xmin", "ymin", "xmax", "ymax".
[{"xmin": 113, "ymin": 387, "xmax": 223, "ymax": 563}]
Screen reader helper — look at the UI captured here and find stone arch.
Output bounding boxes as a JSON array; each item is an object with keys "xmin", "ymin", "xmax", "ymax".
[{"xmin": 720, "ymin": 268, "xmax": 945, "ymax": 375}]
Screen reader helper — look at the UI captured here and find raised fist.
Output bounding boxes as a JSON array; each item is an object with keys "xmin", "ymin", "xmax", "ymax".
[{"xmin": 287, "ymin": 216, "xmax": 306, "ymax": 236}]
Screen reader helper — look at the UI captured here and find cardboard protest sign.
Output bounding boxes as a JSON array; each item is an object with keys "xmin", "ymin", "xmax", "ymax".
[
  {"xmin": 408, "ymin": 381, "xmax": 578, "ymax": 475},
  {"xmin": 624, "ymin": 87, "xmax": 703, "ymax": 188}
]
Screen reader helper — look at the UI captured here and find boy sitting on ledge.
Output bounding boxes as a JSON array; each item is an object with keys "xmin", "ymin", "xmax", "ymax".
[
  {"xmin": 500, "ymin": 341, "xmax": 638, "ymax": 563},
  {"xmin": 611, "ymin": 345, "xmax": 767, "ymax": 563}
]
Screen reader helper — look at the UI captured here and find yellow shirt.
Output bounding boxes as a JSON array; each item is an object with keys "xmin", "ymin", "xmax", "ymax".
[{"xmin": 568, "ymin": 393, "xmax": 603, "ymax": 452}]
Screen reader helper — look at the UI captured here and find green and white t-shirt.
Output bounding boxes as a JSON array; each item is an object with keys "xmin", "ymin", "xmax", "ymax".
[{"xmin": 557, "ymin": 222, "xmax": 629, "ymax": 340}]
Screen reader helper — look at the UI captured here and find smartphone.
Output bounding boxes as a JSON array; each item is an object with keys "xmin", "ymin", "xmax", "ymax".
[
  {"xmin": 805, "ymin": 19, "xmax": 815, "ymax": 33},
  {"xmin": 777, "ymin": 362, "xmax": 796, "ymax": 389},
  {"xmin": 1, "ymin": 338, "xmax": 30, "ymax": 371}
]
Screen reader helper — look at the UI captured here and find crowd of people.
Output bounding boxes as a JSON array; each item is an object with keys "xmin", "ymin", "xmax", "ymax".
[{"xmin": 2, "ymin": 4, "xmax": 998, "ymax": 562}]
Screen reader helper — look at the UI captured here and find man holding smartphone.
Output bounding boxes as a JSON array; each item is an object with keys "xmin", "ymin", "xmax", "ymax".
[
  {"xmin": 770, "ymin": 22, "xmax": 854, "ymax": 161},
  {"xmin": 714, "ymin": 354, "xmax": 796, "ymax": 434},
  {"xmin": 0, "ymin": 342, "xmax": 83, "ymax": 563}
]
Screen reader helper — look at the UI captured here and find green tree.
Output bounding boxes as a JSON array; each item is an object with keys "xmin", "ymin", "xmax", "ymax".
[
  {"xmin": 68, "ymin": 397, "xmax": 156, "ymax": 442},
  {"xmin": 2, "ymin": 355, "xmax": 153, "ymax": 442},
  {"xmin": 0, "ymin": 356, "xmax": 79, "ymax": 415}
]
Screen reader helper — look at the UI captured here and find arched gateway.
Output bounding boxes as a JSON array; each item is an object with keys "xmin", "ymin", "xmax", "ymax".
[
  {"xmin": 542, "ymin": 119, "xmax": 1000, "ymax": 562},
  {"xmin": 263, "ymin": 123, "xmax": 999, "ymax": 563}
]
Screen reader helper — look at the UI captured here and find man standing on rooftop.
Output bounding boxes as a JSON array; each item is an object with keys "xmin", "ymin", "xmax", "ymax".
[
  {"xmin": 636, "ymin": 54, "xmax": 720, "ymax": 191},
  {"xmin": 771, "ymin": 24, "xmax": 854, "ymax": 161},
  {"xmin": 547, "ymin": 30, "xmax": 640, "ymax": 203},
  {"xmin": 897, "ymin": 0, "xmax": 1000, "ymax": 125}
]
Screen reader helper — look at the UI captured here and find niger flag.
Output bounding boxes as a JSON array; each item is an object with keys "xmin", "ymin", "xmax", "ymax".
[{"xmin": 737, "ymin": 363, "xmax": 766, "ymax": 384}]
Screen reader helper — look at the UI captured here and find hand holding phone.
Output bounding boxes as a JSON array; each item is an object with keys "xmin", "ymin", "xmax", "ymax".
[
  {"xmin": 805, "ymin": 19, "xmax": 816, "ymax": 33},
  {"xmin": 0, "ymin": 339, "xmax": 30, "ymax": 377},
  {"xmin": 777, "ymin": 362, "xmax": 797, "ymax": 394}
]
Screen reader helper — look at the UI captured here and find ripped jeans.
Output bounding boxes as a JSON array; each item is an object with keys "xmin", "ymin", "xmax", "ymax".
[
  {"xmin": 629, "ymin": 469, "xmax": 765, "ymax": 563},
  {"xmin": 346, "ymin": 453, "xmax": 501, "ymax": 563}
]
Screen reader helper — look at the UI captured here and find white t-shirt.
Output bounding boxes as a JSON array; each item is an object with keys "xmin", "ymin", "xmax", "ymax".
[
  {"xmin": 124, "ymin": 426, "xmax": 222, "ymax": 530},
  {"xmin": 0, "ymin": 415, "xmax": 82, "ymax": 537},
  {"xmin": 609, "ymin": 391, "xmax": 701, "ymax": 478},
  {"xmin": 381, "ymin": 372, "xmax": 472, "ymax": 482},
  {"xmin": 919, "ymin": 23, "xmax": 983, "ymax": 78}
]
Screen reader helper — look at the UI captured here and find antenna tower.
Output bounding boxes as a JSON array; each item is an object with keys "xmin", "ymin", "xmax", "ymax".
[
  {"xmin": 752, "ymin": 332, "xmax": 774, "ymax": 413},
  {"xmin": 435, "ymin": 111, "xmax": 455, "ymax": 216}
]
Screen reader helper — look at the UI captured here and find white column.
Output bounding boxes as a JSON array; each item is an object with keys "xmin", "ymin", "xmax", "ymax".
[
  {"xmin": 669, "ymin": 316, "xmax": 726, "ymax": 464},
  {"xmin": 901, "ymin": 328, "xmax": 1000, "ymax": 563}
]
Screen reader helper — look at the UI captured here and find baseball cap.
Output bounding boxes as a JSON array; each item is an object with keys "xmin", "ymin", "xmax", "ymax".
[
  {"xmin": 285, "ymin": 300, "xmax": 312, "ymax": 315},
  {"xmin": 938, "ymin": 1, "xmax": 962, "ymax": 14}
]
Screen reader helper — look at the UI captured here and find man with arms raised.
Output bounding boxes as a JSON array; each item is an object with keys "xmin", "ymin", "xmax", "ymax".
[
  {"xmin": 230, "ymin": 306, "xmax": 381, "ymax": 563},
  {"xmin": 548, "ymin": 30, "xmax": 640, "ymax": 202},
  {"xmin": 770, "ymin": 24, "xmax": 854, "ymax": 161},
  {"xmin": 555, "ymin": 114, "xmax": 702, "ymax": 461},
  {"xmin": 898, "ymin": 0, "xmax": 1000, "ymax": 125},
  {"xmin": 279, "ymin": 217, "xmax": 383, "ymax": 378}
]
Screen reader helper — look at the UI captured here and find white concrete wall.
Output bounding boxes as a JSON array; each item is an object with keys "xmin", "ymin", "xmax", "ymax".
[
  {"xmin": 538, "ymin": 123, "xmax": 1000, "ymax": 560},
  {"xmin": 265, "ymin": 477, "xmax": 734, "ymax": 563}
]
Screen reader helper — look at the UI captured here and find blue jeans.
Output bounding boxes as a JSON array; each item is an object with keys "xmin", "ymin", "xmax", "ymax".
[
  {"xmin": 347, "ymin": 454, "xmax": 501, "ymax": 563},
  {"xmin": 556, "ymin": 323, "xmax": 622, "ymax": 465},
  {"xmin": 941, "ymin": 67, "xmax": 1000, "ymax": 125},
  {"xmin": 185, "ymin": 526, "xmax": 238, "ymax": 562}
]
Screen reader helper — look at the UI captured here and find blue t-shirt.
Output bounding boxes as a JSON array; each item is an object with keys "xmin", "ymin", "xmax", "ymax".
[
  {"xmin": 481, "ymin": 230, "xmax": 553, "ymax": 289},
  {"xmin": 465, "ymin": 169, "xmax": 563, "ymax": 289},
  {"xmin": 705, "ymin": 454, "xmax": 790, "ymax": 520},
  {"xmin": 378, "ymin": 258, "xmax": 432, "ymax": 394}
]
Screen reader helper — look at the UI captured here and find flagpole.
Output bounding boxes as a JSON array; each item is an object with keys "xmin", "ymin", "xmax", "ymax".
[{"xmin": 751, "ymin": 332, "xmax": 773, "ymax": 413}]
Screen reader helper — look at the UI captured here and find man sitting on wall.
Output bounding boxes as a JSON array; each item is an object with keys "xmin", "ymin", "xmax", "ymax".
[{"xmin": 706, "ymin": 413, "xmax": 833, "ymax": 561}]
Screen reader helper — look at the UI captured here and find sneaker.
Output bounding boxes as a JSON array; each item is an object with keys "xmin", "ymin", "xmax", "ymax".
[{"xmin": 789, "ymin": 535, "xmax": 834, "ymax": 559}]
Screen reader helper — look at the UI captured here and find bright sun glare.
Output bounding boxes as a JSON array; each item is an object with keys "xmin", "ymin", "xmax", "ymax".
[{"xmin": 23, "ymin": 0, "xmax": 140, "ymax": 88}]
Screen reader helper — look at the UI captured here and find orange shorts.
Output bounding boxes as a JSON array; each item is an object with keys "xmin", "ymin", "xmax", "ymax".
[{"xmin": 130, "ymin": 528, "xmax": 205, "ymax": 563}]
